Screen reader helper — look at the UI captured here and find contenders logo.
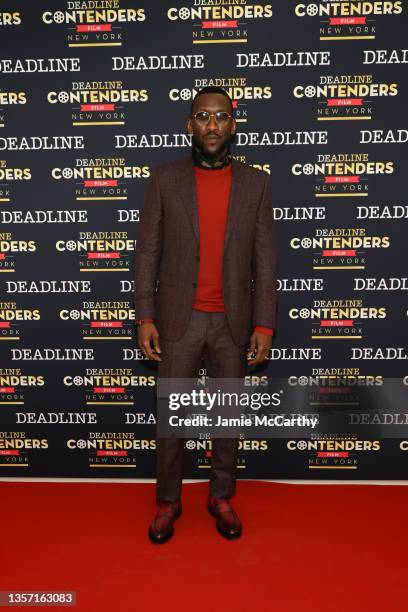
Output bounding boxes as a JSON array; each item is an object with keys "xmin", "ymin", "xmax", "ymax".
[
  {"xmin": 0, "ymin": 368, "xmax": 45, "ymax": 407},
  {"xmin": 193, "ymin": 438, "xmax": 268, "ymax": 470},
  {"xmin": 42, "ymin": 1, "xmax": 146, "ymax": 48},
  {"xmin": 289, "ymin": 366, "xmax": 382, "ymax": 387},
  {"xmin": 64, "ymin": 368, "xmax": 155, "ymax": 407},
  {"xmin": 47, "ymin": 80, "xmax": 148, "ymax": 127},
  {"xmin": 290, "ymin": 227, "xmax": 390, "ymax": 271},
  {"xmin": 293, "ymin": 74, "xmax": 398, "ymax": 121},
  {"xmin": 289, "ymin": 367, "xmax": 383, "ymax": 409},
  {"xmin": 0, "ymin": 302, "xmax": 41, "ymax": 341},
  {"xmin": 55, "ymin": 230, "xmax": 136, "ymax": 272},
  {"xmin": 0, "ymin": 160, "xmax": 31, "ymax": 203},
  {"xmin": 0, "ymin": 431, "xmax": 48, "ymax": 468},
  {"xmin": 292, "ymin": 152, "xmax": 394, "ymax": 198},
  {"xmin": 289, "ymin": 299, "xmax": 386, "ymax": 340},
  {"xmin": 0, "ymin": 11, "xmax": 21, "ymax": 26},
  {"xmin": 294, "ymin": 1, "xmax": 402, "ymax": 41},
  {"xmin": 67, "ymin": 433, "xmax": 155, "ymax": 469},
  {"xmin": 0, "ymin": 233, "xmax": 36, "ymax": 273},
  {"xmin": 59, "ymin": 301, "xmax": 135, "ymax": 340},
  {"xmin": 171, "ymin": 78, "xmax": 272, "ymax": 123},
  {"xmin": 52, "ymin": 157, "xmax": 149, "ymax": 202},
  {"xmin": 221, "ymin": 153, "xmax": 269, "ymax": 173},
  {"xmin": 0, "ymin": 89, "xmax": 27, "ymax": 128},
  {"xmin": 288, "ymin": 433, "xmax": 380, "ymax": 470},
  {"xmin": 167, "ymin": 1, "xmax": 273, "ymax": 44}
]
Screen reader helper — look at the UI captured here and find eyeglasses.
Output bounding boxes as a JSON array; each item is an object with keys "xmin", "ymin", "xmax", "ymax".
[{"xmin": 193, "ymin": 111, "xmax": 232, "ymax": 125}]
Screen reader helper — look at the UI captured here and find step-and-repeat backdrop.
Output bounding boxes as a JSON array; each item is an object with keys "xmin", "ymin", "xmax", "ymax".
[{"xmin": 0, "ymin": 1, "xmax": 407, "ymax": 479}]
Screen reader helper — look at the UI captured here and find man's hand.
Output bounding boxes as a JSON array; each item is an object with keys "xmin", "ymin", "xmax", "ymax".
[
  {"xmin": 137, "ymin": 322, "xmax": 162, "ymax": 361},
  {"xmin": 247, "ymin": 330, "xmax": 272, "ymax": 366}
]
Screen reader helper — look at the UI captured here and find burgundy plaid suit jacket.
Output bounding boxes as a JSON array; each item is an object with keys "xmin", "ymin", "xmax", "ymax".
[{"xmin": 134, "ymin": 154, "xmax": 277, "ymax": 346}]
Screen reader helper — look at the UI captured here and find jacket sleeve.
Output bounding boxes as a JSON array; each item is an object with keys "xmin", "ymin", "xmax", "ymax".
[
  {"xmin": 251, "ymin": 172, "xmax": 278, "ymax": 330},
  {"xmin": 133, "ymin": 168, "xmax": 163, "ymax": 321},
  {"xmin": 254, "ymin": 325, "xmax": 274, "ymax": 336}
]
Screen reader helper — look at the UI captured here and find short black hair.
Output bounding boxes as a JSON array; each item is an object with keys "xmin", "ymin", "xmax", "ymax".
[{"xmin": 190, "ymin": 86, "xmax": 233, "ymax": 116}]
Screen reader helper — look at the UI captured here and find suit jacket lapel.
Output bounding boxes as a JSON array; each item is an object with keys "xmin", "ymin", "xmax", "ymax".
[{"xmin": 175, "ymin": 155, "xmax": 246, "ymax": 250}]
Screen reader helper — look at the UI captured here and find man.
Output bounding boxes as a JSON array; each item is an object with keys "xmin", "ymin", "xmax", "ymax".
[{"xmin": 134, "ymin": 86, "xmax": 277, "ymax": 544}]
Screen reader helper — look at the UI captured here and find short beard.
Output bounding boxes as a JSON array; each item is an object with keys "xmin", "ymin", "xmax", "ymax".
[{"xmin": 192, "ymin": 134, "xmax": 229, "ymax": 160}]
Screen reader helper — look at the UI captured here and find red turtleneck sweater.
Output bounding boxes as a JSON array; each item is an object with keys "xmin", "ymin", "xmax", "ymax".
[{"xmin": 139, "ymin": 162, "xmax": 273, "ymax": 336}]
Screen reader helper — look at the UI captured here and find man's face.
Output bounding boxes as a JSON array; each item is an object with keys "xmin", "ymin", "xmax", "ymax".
[{"xmin": 187, "ymin": 93, "xmax": 236, "ymax": 159}]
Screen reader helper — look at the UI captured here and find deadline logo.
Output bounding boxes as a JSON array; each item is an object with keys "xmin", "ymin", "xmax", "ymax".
[
  {"xmin": 0, "ymin": 431, "xmax": 48, "ymax": 468},
  {"xmin": 294, "ymin": 1, "xmax": 402, "ymax": 41},
  {"xmin": 290, "ymin": 227, "xmax": 390, "ymax": 270},
  {"xmin": 167, "ymin": 1, "xmax": 273, "ymax": 44},
  {"xmin": 42, "ymin": 1, "xmax": 146, "ymax": 48},
  {"xmin": 67, "ymin": 433, "xmax": 155, "ymax": 468},
  {"xmin": 47, "ymin": 80, "xmax": 148, "ymax": 127},
  {"xmin": 52, "ymin": 157, "xmax": 149, "ymax": 202},
  {"xmin": 0, "ymin": 160, "xmax": 32, "ymax": 203},
  {"xmin": 293, "ymin": 73, "xmax": 398, "ymax": 121},
  {"xmin": 0, "ymin": 368, "xmax": 45, "ymax": 407},
  {"xmin": 63, "ymin": 368, "xmax": 155, "ymax": 407},
  {"xmin": 0, "ymin": 302, "xmax": 41, "ymax": 341},
  {"xmin": 289, "ymin": 299, "xmax": 387, "ymax": 340},
  {"xmin": 59, "ymin": 301, "xmax": 135, "ymax": 341},
  {"xmin": 288, "ymin": 433, "xmax": 380, "ymax": 470},
  {"xmin": 55, "ymin": 231, "xmax": 136, "ymax": 272},
  {"xmin": 0, "ymin": 233, "xmax": 36, "ymax": 273},
  {"xmin": 171, "ymin": 78, "xmax": 272, "ymax": 123},
  {"xmin": 0, "ymin": 89, "xmax": 27, "ymax": 128},
  {"xmin": 292, "ymin": 152, "xmax": 394, "ymax": 198}
]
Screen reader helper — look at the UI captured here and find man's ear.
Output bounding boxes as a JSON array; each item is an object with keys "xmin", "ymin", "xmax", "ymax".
[
  {"xmin": 231, "ymin": 119, "xmax": 237, "ymax": 135},
  {"xmin": 187, "ymin": 118, "xmax": 192, "ymax": 134}
]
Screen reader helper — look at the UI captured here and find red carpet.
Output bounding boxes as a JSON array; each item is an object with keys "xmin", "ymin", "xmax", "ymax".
[{"xmin": 1, "ymin": 480, "xmax": 407, "ymax": 611}]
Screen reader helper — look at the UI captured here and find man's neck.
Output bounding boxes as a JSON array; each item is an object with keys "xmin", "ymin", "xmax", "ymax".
[{"xmin": 192, "ymin": 143, "xmax": 232, "ymax": 170}]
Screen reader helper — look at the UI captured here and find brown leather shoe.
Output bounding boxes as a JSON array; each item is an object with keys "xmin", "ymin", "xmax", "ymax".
[
  {"xmin": 207, "ymin": 495, "xmax": 242, "ymax": 540},
  {"xmin": 148, "ymin": 501, "xmax": 182, "ymax": 544}
]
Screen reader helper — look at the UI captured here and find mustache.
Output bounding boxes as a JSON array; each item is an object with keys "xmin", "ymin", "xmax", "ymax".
[{"xmin": 192, "ymin": 134, "xmax": 233, "ymax": 147}]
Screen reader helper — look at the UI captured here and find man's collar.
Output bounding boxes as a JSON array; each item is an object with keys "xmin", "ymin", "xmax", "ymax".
[{"xmin": 191, "ymin": 143, "xmax": 232, "ymax": 170}]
